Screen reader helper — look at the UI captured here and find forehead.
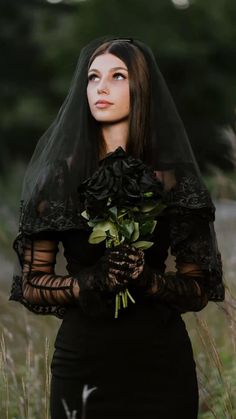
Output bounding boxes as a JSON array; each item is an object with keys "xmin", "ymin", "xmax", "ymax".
[{"xmin": 88, "ymin": 53, "xmax": 127, "ymax": 71}]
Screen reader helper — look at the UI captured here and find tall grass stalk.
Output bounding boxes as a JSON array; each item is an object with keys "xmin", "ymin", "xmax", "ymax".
[
  {"xmin": 195, "ymin": 313, "xmax": 234, "ymax": 417},
  {"xmin": 185, "ymin": 288, "xmax": 236, "ymax": 418},
  {"xmin": 0, "ymin": 328, "xmax": 52, "ymax": 419},
  {"xmin": 44, "ymin": 337, "xmax": 51, "ymax": 419}
]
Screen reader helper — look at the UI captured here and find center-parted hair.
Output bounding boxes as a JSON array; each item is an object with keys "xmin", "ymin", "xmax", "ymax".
[{"xmin": 87, "ymin": 40, "xmax": 150, "ymax": 159}]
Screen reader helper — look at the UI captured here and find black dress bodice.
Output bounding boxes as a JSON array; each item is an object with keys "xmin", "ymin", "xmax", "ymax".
[{"xmin": 53, "ymin": 215, "xmax": 176, "ymax": 358}]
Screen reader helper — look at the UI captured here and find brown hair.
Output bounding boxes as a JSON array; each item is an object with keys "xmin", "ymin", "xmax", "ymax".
[{"xmin": 88, "ymin": 40, "xmax": 150, "ymax": 159}]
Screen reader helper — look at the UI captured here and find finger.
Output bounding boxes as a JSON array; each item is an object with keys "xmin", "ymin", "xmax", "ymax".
[
  {"xmin": 129, "ymin": 268, "xmax": 144, "ymax": 280},
  {"xmin": 111, "ymin": 244, "xmax": 144, "ymax": 258},
  {"xmin": 109, "ymin": 255, "xmax": 144, "ymax": 268},
  {"xmin": 108, "ymin": 268, "xmax": 130, "ymax": 280},
  {"xmin": 109, "ymin": 260, "xmax": 143, "ymax": 275},
  {"xmin": 108, "ymin": 272, "xmax": 128, "ymax": 284},
  {"xmin": 109, "ymin": 260, "xmax": 133, "ymax": 271},
  {"xmin": 109, "ymin": 251, "xmax": 144, "ymax": 264}
]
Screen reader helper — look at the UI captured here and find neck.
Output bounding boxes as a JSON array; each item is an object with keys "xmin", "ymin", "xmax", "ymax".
[{"xmin": 101, "ymin": 119, "xmax": 129, "ymax": 154}]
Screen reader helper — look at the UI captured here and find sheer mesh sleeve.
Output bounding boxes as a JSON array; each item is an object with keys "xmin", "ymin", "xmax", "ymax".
[
  {"xmin": 22, "ymin": 238, "xmax": 80, "ymax": 305},
  {"xmin": 136, "ymin": 262, "xmax": 208, "ymax": 314},
  {"xmin": 126, "ymin": 207, "xmax": 223, "ymax": 313},
  {"xmin": 20, "ymin": 235, "xmax": 140, "ymax": 318}
]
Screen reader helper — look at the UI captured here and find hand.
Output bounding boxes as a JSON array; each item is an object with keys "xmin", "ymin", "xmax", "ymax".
[
  {"xmin": 107, "ymin": 244, "xmax": 145, "ymax": 285},
  {"xmin": 77, "ymin": 245, "xmax": 145, "ymax": 296},
  {"xmin": 75, "ymin": 245, "xmax": 146, "ymax": 318}
]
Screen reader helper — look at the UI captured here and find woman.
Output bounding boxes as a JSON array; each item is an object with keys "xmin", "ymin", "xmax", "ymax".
[{"xmin": 9, "ymin": 36, "xmax": 225, "ymax": 418}]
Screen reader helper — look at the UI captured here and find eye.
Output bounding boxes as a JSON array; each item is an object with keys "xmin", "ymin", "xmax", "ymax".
[
  {"xmin": 88, "ymin": 73, "xmax": 98, "ymax": 81},
  {"xmin": 113, "ymin": 72, "xmax": 126, "ymax": 80}
]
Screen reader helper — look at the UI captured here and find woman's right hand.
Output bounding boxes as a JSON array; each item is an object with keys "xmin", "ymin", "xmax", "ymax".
[
  {"xmin": 76, "ymin": 245, "xmax": 144, "ymax": 295},
  {"xmin": 103, "ymin": 244, "xmax": 145, "ymax": 292},
  {"xmin": 75, "ymin": 245, "xmax": 145, "ymax": 318}
]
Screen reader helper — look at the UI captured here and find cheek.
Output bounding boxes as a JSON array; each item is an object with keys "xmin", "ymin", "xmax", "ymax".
[
  {"xmin": 122, "ymin": 87, "xmax": 130, "ymax": 110},
  {"xmin": 115, "ymin": 85, "xmax": 130, "ymax": 109}
]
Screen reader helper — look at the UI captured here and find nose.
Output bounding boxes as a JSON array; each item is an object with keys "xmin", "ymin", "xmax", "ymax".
[{"xmin": 97, "ymin": 78, "xmax": 109, "ymax": 94}]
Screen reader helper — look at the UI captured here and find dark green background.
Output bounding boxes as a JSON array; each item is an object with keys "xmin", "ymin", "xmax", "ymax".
[{"xmin": 1, "ymin": 0, "xmax": 236, "ymax": 172}]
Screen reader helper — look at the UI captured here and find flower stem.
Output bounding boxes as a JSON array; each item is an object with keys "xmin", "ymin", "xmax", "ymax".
[{"xmin": 114, "ymin": 288, "xmax": 135, "ymax": 319}]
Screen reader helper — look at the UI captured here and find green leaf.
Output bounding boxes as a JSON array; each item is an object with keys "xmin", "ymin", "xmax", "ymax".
[
  {"xmin": 109, "ymin": 235, "xmax": 125, "ymax": 247},
  {"xmin": 131, "ymin": 222, "xmax": 140, "ymax": 241},
  {"xmin": 149, "ymin": 202, "xmax": 166, "ymax": 216},
  {"xmin": 119, "ymin": 220, "xmax": 134, "ymax": 239},
  {"xmin": 81, "ymin": 210, "xmax": 89, "ymax": 220},
  {"xmin": 131, "ymin": 240, "xmax": 154, "ymax": 250},
  {"xmin": 140, "ymin": 203, "xmax": 158, "ymax": 213},
  {"xmin": 88, "ymin": 220, "xmax": 96, "ymax": 227},
  {"xmin": 117, "ymin": 208, "xmax": 129, "ymax": 219},
  {"xmin": 140, "ymin": 220, "xmax": 157, "ymax": 236},
  {"xmin": 108, "ymin": 206, "xmax": 118, "ymax": 219},
  {"xmin": 88, "ymin": 229, "xmax": 107, "ymax": 244},
  {"xmin": 140, "ymin": 201, "xmax": 165, "ymax": 214},
  {"xmin": 143, "ymin": 192, "xmax": 153, "ymax": 198},
  {"xmin": 93, "ymin": 220, "xmax": 113, "ymax": 232},
  {"xmin": 150, "ymin": 220, "xmax": 157, "ymax": 234},
  {"xmin": 108, "ymin": 223, "xmax": 119, "ymax": 238}
]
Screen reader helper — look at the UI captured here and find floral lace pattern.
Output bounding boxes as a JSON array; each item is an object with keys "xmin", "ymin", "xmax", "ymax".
[
  {"xmin": 9, "ymin": 165, "xmax": 224, "ymax": 317},
  {"xmin": 165, "ymin": 174, "xmax": 215, "ymax": 211},
  {"xmin": 166, "ymin": 209, "xmax": 224, "ymax": 301},
  {"xmin": 19, "ymin": 199, "xmax": 89, "ymax": 235}
]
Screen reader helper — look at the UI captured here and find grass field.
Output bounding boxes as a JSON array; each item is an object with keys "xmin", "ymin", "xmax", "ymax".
[{"xmin": 0, "ymin": 165, "xmax": 235, "ymax": 418}]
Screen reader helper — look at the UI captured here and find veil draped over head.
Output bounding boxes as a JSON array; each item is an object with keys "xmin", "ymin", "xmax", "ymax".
[{"xmin": 10, "ymin": 35, "xmax": 224, "ymax": 309}]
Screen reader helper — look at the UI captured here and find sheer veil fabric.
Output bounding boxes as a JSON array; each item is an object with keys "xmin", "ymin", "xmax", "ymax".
[{"xmin": 9, "ymin": 36, "xmax": 225, "ymax": 317}]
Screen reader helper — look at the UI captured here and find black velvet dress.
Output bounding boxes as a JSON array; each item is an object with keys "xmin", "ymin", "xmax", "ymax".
[
  {"xmin": 12, "ymin": 203, "xmax": 218, "ymax": 418},
  {"xmin": 47, "ymin": 214, "xmax": 201, "ymax": 419}
]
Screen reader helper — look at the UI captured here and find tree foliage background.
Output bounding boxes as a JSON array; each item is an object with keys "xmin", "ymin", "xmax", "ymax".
[{"xmin": 1, "ymin": 0, "xmax": 236, "ymax": 172}]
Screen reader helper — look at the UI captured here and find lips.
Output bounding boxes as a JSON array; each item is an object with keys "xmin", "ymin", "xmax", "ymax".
[{"xmin": 95, "ymin": 100, "xmax": 113, "ymax": 105}]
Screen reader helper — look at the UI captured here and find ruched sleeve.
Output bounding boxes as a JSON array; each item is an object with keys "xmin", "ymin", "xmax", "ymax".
[
  {"xmin": 13, "ymin": 230, "xmax": 138, "ymax": 319},
  {"xmin": 22, "ymin": 236, "xmax": 80, "ymax": 306},
  {"xmin": 132, "ymin": 206, "xmax": 224, "ymax": 314}
]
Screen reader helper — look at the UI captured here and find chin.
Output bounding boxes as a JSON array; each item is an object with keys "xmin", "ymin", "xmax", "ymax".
[{"xmin": 92, "ymin": 112, "xmax": 129, "ymax": 124}]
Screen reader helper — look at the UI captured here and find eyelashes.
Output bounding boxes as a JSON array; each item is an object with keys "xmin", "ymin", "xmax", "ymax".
[
  {"xmin": 88, "ymin": 72, "xmax": 127, "ymax": 82},
  {"xmin": 113, "ymin": 73, "xmax": 127, "ymax": 80},
  {"xmin": 87, "ymin": 74, "xmax": 98, "ymax": 82}
]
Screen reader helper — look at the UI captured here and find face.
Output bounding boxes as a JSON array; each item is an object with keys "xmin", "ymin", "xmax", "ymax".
[{"xmin": 87, "ymin": 53, "xmax": 130, "ymax": 123}]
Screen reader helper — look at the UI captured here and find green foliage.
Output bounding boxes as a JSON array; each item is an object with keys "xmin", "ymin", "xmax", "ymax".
[
  {"xmin": 0, "ymin": 0, "xmax": 236, "ymax": 171},
  {"xmin": 204, "ymin": 170, "xmax": 236, "ymax": 200},
  {"xmin": 83, "ymin": 199, "xmax": 162, "ymax": 249},
  {"xmin": 0, "ymin": 161, "xmax": 26, "ymax": 256}
]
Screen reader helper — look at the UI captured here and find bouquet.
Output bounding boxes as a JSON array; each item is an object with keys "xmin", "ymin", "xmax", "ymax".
[{"xmin": 78, "ymin": 147, "xmax": 165, "ymax": 318}]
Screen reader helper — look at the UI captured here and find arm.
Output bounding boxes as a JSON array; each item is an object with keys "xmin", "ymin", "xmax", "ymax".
[
  {"xmin": 22, "ymin": 238, "xmax": 80, "ymax": 305},
  {"xmin": 112, "ymin": 248, "xmax": 208, "ymax": 314},
  {"xmin": 110, "ymin": 208, "xmax": 223, "ymax": 314},
  {"xmin": 133, "ymin": 261, "xmax": 208, "ymax": 313},
  {"xmin": 21, "ymin": 234, "xmax": 141, "ymax": 317},
  {"xmin": 138, "ymin": 207, "xmax": 224, "ymax": 312}
]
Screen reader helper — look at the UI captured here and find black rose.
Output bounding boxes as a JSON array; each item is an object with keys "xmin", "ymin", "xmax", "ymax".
[{"xmin": 78, "ymin": 146, "xmax": 164, "ymax": 218}]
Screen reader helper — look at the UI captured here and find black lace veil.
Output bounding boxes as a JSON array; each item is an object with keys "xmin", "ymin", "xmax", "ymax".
[{"xmin": 10, "ymin": 35, "xmax": 224, "ymax": 311}]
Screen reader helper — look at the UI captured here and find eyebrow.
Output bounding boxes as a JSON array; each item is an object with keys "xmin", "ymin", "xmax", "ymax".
[{"xmin": 88, "ymin": 66, "xmax": 128, "ymax": 73}]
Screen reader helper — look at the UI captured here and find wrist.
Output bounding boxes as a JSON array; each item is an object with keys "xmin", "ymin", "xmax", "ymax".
[
  {"xmin": 130, "ymin": 264, "xmax": 165, "ymax": 298},
  {"xmin": 130, "ymin": 264, "xmax": 154, "ymax": 290}
]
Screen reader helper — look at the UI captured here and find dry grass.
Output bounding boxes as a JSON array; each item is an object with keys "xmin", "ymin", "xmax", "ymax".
[
  {"xmin": 0, "ymin": 190, "xmax": 235, "ymax": 417},
  {"xmin": 1, "ymin": 288, "xmax": 236, "ymax": 418},
  {"xmin": 185, "ymin": 296, "xmax": 236, "ymax": 418},
  {"xmin": 0, "ymin": 290, "xmax": 58, "ymax": 419}
]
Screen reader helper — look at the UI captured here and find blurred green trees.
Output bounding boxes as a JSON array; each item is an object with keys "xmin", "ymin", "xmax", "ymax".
[{"xmin": 0, "ymin": 0, "xmax": 236, "ymax": 172}]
